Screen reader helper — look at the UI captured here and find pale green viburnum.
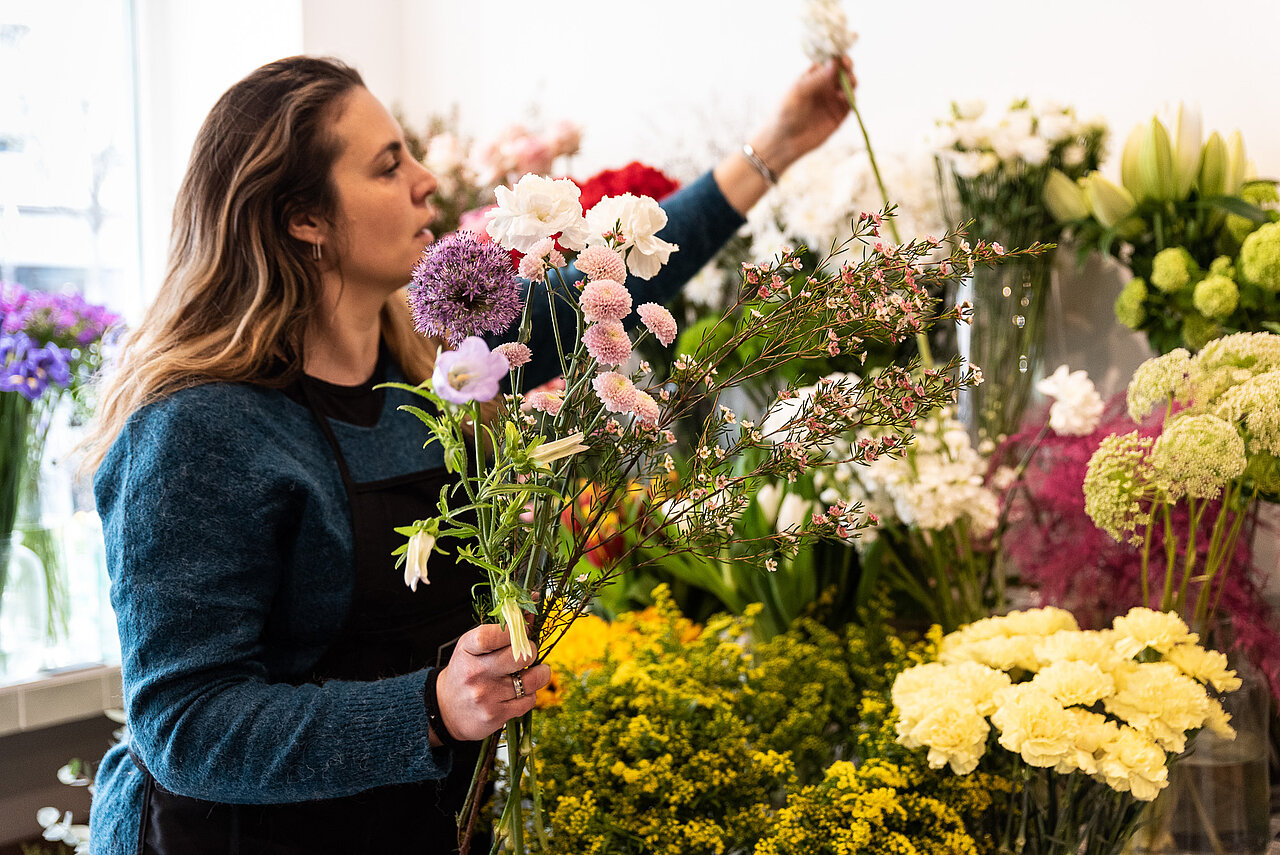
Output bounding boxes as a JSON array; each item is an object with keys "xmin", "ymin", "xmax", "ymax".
[
  {"xmin": 1191, "ymin": 274, "xmax": 1239, "ymax": 320},
  {"xmin": 1151, "ymin": 414, "xmax": 1246, "ymax": 500},
  {"xmin": 1213, "ymin": 370, "xmax": 1280, "ymax": 456},
  {"xmin": 1083, "ymin": 431, "xmax": 1156, "ymax": 545},
  {"xmin": 1208, "ymin": 255, "xmax": 1236, "ymax": 280},
  {"xmin": 1149, "ymin": 246, "xmax": 1200, "ymax": 294},
  {"xmin": 1114, "ymin": 278, "xmax": 1149, "ymax": 330},
  {"xmin": 1238, "ymin": 221, "xmax": 1280, "ymax": 292},
  {"xmin": 1126, "ymin": 348, "xmax": 1193, "ymax": 421},
  {"xmin": 1181, "ymin": 312, "xmax": 1221, "ymax": 351}
]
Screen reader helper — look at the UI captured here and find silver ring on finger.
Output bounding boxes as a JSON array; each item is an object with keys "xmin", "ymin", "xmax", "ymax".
[{"xmin": 511, "ymin": 671, "xmax": 525, "ymax": 699}]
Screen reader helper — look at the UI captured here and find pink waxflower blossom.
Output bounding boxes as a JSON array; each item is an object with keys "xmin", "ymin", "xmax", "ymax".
[
  {"xmin": 582, "ymin": 320, "xmax": 633, "ymax": 366},
  {"xmin": 576, "ymin": 245, "xmax": 628, "ymax": 283},
  {"xmin": 637, "ymin": 302, "xmax": 677, "ymax": 347},
  {"xmin": 592, "ymin": 371, "xmax": 637, "ymax": 413},
  {"xmin": 493, "ymin": 342, "xmax": 532, "ymax": 369},
  {"xmin": 632, "ymin": 390, "xmax": 660, "ymax": 425},
  {"xmin": 579, "ymin": 279, "xmax": 632, "ymax": 323}
]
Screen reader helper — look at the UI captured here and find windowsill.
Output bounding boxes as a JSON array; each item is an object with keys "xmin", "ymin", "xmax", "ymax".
[{"xmin": 0, "ymin": 664, "xmax": 122, "ymax": 736}]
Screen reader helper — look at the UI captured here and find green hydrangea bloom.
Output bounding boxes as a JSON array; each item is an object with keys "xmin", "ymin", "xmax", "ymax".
[
  {"xmin": 1226, "ymin": 181, "xmax": 1279, "ymax": 248},
  {"xmin": 1114, "ymin": 278, "xmax": 1148, "ymax": 330},
  {"xmin": 1192, "ymin": 274, "xmax": 1239, "ymax": 319},
  {"xmin": 1239, "ymin": 221, "xmax": 1280, "ymax": 292},
  {"xmin": 1208, "ymin": 255, "xmax": 1236, "ymax": 280},
  {"xmin": 1181, "ymin": 312, "xmax": 1221, "ymax": 351},
  {"xmin": 1149, "ymin": 247, "xmax": 1201, "ymax": 294},
  {"xmin": 1152, "ymin": 413, "xmax": 1247, "ymax": 500}
]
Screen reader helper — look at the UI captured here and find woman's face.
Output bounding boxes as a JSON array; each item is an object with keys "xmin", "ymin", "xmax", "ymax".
[{"xmin": 324, "ymin": 87, "xmax": 438, "ymax": 294}]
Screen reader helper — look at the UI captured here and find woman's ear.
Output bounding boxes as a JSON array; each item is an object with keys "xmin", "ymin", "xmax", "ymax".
[{"xmin": 287, "ymin": 210, "xmax": 328, "ymax": 248}]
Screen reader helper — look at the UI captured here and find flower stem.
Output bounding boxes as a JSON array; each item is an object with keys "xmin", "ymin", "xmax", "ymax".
[{"xmin": 837, "ymin": 66, "xmax": 934, "ymax": 369}]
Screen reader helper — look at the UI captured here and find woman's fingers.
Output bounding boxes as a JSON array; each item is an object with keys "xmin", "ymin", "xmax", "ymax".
[{"xmin": 434, "ymin": 625, "xmax": 551, "ymax": 741}]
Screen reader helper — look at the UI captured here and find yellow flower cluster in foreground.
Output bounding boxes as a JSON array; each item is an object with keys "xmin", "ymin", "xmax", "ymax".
[{"xmin": 892, "ymin": 606, "xmax": 1238, "ymax": 801}]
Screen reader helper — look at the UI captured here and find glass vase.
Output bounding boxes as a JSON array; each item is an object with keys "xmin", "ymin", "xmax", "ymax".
[
  {"xmin": 958, "ymin": 252, "xmax": 1054, "ymax": 445},
  {"xmin": 1130, "ymin": 649, "xmax": 1272, "ymax": 855}
]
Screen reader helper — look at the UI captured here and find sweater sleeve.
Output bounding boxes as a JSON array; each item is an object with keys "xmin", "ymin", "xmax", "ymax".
[
  {"xmin": 95, "ymin": 388, "xmax": 451, "ymax": 804},
  {"xmin": 502, "ymin": 169, "xmax": 745, "ymax": 390}
]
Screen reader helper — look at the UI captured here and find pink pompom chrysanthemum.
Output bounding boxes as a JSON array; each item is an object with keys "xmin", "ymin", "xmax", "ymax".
[
  {"xmin": 582, "ymin": 321, "xmax": 633, "ymax": 366},
  {"xmin": 637, "ymin": 302, "xmax": 678, "ymax": 347},
  {"xmin": 518, "ymin": 237, "xmax": 567, "ymax": 282},
  {"xmin": 632, "ymin": 390, "xmax": 660, "ymax": 425},
  {"xmin": 523, "ymin": 389, "xmax": 565, "ymax": 416},
  {"xmin": 592, "ymin": 371, "xmax": 637, "ymax": 414},
  {"xmin": 493, "ymin": 342, "xmax": 532, "ymax": 369},
  {"xmin": 576, "ymin": 245, "xmax": 627, "ymax": 283},
  {"xmin": 579, "ymin": 279, "xmax": 632, "ymax": 323}
]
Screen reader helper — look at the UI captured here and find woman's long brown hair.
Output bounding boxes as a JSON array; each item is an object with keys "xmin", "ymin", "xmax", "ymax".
[{"xmin": 84, "ymin": 56, "xmax": 440, "ymax": 471}]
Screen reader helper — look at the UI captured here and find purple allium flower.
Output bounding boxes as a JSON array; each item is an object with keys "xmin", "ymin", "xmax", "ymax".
[
  {"xmin": 432, "ymin": 336, "xmax": 509, "ymax": 404},
  {"xmin": 409, "ymin": 233, "xmax": 523, "ymax": 346}
]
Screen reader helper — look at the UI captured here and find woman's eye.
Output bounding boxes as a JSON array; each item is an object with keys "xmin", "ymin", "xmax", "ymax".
[{"xmin": 384, "ymin": 160, "xmax": 401, "ymax": 175}]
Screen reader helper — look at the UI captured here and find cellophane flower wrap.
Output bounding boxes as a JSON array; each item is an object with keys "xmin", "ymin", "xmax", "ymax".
[
  {"xmin": 388, "ymin": 168, "xmax": 1036, "ymax": 852},
  {"xmin": 892, "ymin": 606, "xmax": 1240, "ymax": 855},
  {"xmin": 1082, "ymin": 331, "xmax": 1280, "ymax": 632}
]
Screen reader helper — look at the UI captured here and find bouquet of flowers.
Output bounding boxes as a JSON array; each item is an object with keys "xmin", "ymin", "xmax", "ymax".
[
  {"xmin": 892, "ymin": 606, "xmax": 1240, "ymax": 855},
  {"xmin": 1082, "ymin": 331, "xmax": 1280, "ymax": 633},
  {"xmin": 1044, "ymin": 105, "xmax": 1280, "ymax": 354},
  {"xmin": 389, "ymin": 166, "xmax": 1032, "ymax": 849},
  {"xmin": 1, "ymin": 284, "xmax": 120, "ymax": 629},
  {"xmin": 934, "ymin": 98, "xmax": 1108, "ymax": 442}
]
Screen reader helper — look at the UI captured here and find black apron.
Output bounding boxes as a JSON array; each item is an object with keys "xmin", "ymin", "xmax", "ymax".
[{"xmin": 129, "ymin": 382, "xmax": 488, "ymax": 854}]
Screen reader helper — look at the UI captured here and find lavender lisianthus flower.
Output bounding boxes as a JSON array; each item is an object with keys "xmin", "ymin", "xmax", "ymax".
[
  {"xmin": 409, "ymin": 232, "xmax": 523, "ymax": 346},
  {"xmin": 432, "ymin": 336, "xmax": 509, "ymax": 404}
]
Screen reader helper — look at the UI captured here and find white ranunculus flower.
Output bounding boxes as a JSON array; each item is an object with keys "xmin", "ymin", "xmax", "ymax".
[
  {"xmin": 487, "ymin": 173, "xmax": 591, "ymax": 252},
  {"xmin": 953, "ymin": 99, "xmax": 986, "ymax": 121},
  {"xmin": 1036, "ymin": 364, "xmax": 1104, "ymax": 436},
  {"xmin": 585, "ymin": 193, "xmax": 678, "ymax": 279},
  {"xmin": 1017, "ymin": 135, "xmax": 1051, "ymax": 166}
]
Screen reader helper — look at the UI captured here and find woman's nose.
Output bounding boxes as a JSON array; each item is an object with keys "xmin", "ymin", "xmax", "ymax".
[{"xmin": 412, "ymin": 159, "xmax": 438, "ymax": 202}]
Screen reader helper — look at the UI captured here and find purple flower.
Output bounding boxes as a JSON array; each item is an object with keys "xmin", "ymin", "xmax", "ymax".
[
  {"xmin": 409, "ymin": 233, "xmax": 523, "ymax": 346},
  {"xmin": 1, "ymin": 333, "xmax": 71, "ymax": 402},
  {"xmin": 432, "ymin": 336, "xmax": 509, "ymax": 404}
]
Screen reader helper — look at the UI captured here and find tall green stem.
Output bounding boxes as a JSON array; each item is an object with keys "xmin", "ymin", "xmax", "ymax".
[{"xmin": 837, "ymin": 68, "xmax": 934, "ymax": 370}]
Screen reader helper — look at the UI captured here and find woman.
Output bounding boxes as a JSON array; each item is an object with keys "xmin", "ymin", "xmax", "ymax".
[{"xmin": 85, "ymin": 54, "xmax": 853, "ymax": 854}]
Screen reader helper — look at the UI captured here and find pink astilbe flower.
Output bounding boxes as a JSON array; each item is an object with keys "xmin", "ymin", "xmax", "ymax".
[
  {"xmin": 592, "ymin": 371, "xmax": 637, "ymax": 413},
  {"xmin": 576, "ymin": 245, "xmax": 627, "ymax": 283},
  {"xmin": 582, "ymin": 321, "xmax": 633, "ymax": 366},
  {"xmin": 493, "ymin": 342, "xmax": 532, "ymax": 369},
  {"xmin": 579, "ymin": 279, "xmax": 632, "ymax": 323},
  {"xmin": 636, "ymin": 302, "xmax": 677, "ymax": 347},
  {"xmin": 632, "ymin": 389, "xmax": 660, "ymax": 425}
]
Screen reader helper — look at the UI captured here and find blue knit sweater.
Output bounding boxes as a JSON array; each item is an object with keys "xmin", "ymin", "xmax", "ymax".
[{"xmin": 90, "ymin": 172, "xmax": 743, "ymax": 853}]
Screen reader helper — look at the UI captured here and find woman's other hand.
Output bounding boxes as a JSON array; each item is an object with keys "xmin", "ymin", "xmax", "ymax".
[{"xmin": 715, "ymin": 56, "xmax": 855, "ymax": 215}]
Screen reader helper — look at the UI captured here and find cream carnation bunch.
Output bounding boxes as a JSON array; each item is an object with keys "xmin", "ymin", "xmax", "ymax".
[
  {"xmin": 892, "ymin": 606, "xmax": 1239, "ymax": 855},
  {"xmin": 1084, "ymin": 331, "xmax": 1280, "ymax": 630}
]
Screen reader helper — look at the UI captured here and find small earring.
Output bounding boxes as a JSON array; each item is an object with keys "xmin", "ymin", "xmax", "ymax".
[{"xmin": 312, "ymin": 241, "xmax": 322, "ymax": 261}]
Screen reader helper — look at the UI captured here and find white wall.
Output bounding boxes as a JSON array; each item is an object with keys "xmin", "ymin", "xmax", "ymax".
[{"xmin": 299, "ymin": 0, "xmax": 1280, "ymax": 181}]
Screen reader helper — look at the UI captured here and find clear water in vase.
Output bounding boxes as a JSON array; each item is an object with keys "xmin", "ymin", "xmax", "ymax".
[{"xmin": 1162, "ymin": 731, "xmax": 1270, "ymax": 855}]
